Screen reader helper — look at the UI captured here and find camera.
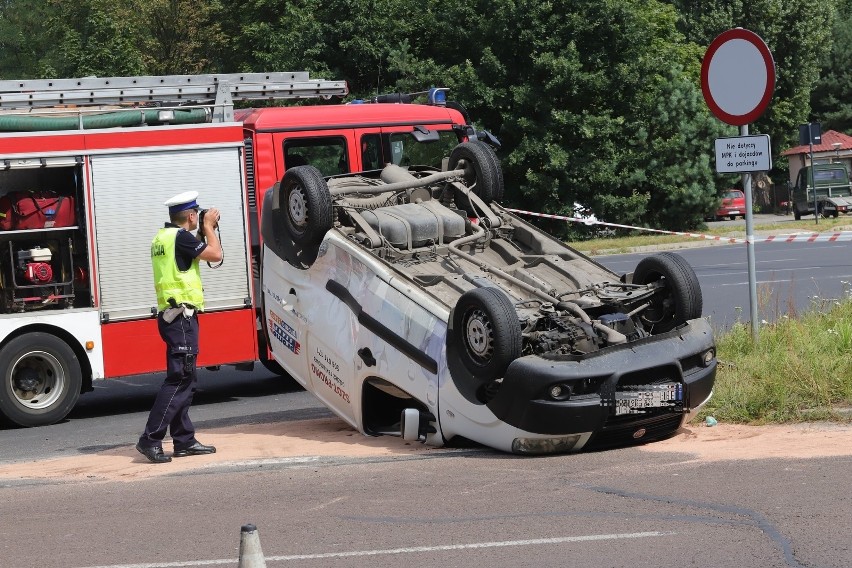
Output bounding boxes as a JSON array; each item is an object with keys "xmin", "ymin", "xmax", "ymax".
[
  {"xmin": 197, "ymin": 208, "xmax": 219, "ymax": 242},
  {"xmin": 198, "ymin": 208, "xmax": 219, "ymax": 228}
]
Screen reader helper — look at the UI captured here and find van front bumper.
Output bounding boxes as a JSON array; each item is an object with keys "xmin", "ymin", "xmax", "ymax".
[{"xmin": 487, "ymin": 318, "xmax": 716, "ymax": 449}]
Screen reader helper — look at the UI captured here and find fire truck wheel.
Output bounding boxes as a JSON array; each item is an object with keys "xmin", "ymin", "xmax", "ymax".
[
  {"xmin": 281, "ymin": 165, "xmax": 333, "ymax": 247},
  {"xmin": 632, "ymin": 252, "xmax": 703, "ymax": 334},
  {"xmin": 450, "ymin": 286, "xmax": 522, "ymax": 381},
  {"xmin": 448, "ymin": 142, "xmax": 502, "ymax": 212},
  {"xmin": 0, "ymin": 332, "xmax": 82, "ymax": 427}
]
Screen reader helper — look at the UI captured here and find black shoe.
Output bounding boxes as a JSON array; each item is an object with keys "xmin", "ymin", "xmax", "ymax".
[
  {"xmin": 136, "ymin": 443, "xmax": 172, "ymax": 464},
  {"xmin": 173, "ymin": 441, "xmax": 217, "ymax": 457}
]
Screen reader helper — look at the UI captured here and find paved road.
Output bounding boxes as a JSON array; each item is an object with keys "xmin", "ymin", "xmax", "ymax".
[
  {"xmin": 0, "ymin": 366, "xmax": 312, "ymax": 463},
  {"xmin": 2, "ymin": 432, "xmax": 851, "ymax": 568},
  {"xmin": 598, "ymin": 239, "xmax": 852, "ymax": 331}
]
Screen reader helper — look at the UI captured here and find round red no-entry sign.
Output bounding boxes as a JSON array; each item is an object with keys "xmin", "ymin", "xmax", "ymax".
[{"xmin": 701, "ymin": 28, "xmax": 775, "ymax": 126}]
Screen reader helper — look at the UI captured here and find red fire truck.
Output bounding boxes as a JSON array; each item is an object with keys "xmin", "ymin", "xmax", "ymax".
[{"xmin": 0, "ymin": 72, "xmax": 475, "ymax": 427}]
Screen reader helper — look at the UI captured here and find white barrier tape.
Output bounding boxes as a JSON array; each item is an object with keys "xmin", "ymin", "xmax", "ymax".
[{"xmin": 503, "ymin": 208, "xmax": 852, "ymax": 244}]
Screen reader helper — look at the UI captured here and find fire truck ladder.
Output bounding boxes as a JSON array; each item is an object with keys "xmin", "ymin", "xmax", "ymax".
[{"xmin": 0, "ymin": 72, "xmax": 349, "ymax": 122}]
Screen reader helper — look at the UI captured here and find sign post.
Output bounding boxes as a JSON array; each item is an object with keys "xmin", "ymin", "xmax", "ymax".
[
  {"xmin": 799, "ymin": 122, "xmax": 822, "ymax": 224},
  {"xmin": 701, "ymin": 28, "xmax": 776, "ymax": 340}
]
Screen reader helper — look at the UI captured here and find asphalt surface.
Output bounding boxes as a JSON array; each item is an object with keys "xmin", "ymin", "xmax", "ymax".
[{"xmin": 3, "ymin": 437, "xmax": 852, "ymax": 568}]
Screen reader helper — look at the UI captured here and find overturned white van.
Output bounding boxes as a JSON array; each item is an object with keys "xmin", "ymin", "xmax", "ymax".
[{"xmin": 260, "ymin": 141, "xmax": 716, "ymax": 454}]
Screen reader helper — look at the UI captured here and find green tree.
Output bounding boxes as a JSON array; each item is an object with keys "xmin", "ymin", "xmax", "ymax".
[
  {"xmin": 384, "ymin": 0, "xmax": 725, "ymax": 230},
  {"xmin": 670, "ymin": 0, "xmax": 838, "ymax": 181},
  {"xmin": 38, "ymin": 0, "xmax": 148, "ymax": 78},
  {"xmin": 0, "ymin": 0, "xmax": 58, "ymax": 78},
  {"xmin": 811, "ymin": 0, "xmax": 852, "ymax": 133},
  {"xmin": 140, "ymin": 0, "xmax": 228, "ymax": 75},
  {"xmin": 219, "ymin": 0, "xmax": 331, "ymax": 77}
]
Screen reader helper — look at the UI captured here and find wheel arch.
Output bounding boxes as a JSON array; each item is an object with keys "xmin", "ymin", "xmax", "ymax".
[
  {"xmin": 0, "ymin": 323, "xmax": 94, "ymax": 394},
  {"xmin": 360, "ymin": 376, "xmax": 431, "ymax": 437}
]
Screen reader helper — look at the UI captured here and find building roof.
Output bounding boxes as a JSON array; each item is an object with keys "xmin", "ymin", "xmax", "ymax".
[{"xmin": 781, "ymin": 129, "xmax": 852, "ymax": 156}]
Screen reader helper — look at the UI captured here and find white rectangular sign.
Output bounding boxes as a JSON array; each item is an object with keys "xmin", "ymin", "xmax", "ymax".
[{"xmin": 714, "ymin": 134, "xmax": 772, "ymax": 173}]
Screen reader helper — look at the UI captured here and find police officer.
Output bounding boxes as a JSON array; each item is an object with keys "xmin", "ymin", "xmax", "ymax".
[{"xmin": 136, "ymin": 191, "xmax": 222, "ymax": 464}]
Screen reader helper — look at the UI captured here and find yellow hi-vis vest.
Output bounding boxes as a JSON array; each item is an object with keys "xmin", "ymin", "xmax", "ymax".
[{"xmin": 151, "ymin": 227, "xmax": 205, "ymax": 311}]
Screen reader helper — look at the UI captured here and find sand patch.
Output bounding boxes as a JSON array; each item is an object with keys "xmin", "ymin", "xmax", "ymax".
[
  {"xmin": 2, "ymin": 419, "xmax": 851, "ymax": 483},
  {"xmin": 0, "ymin": 418, "xmax": 430, "ymax": 483},
  {"xmin": 640, "ymin": 422, "xmax": 852, "ymax": 461}
]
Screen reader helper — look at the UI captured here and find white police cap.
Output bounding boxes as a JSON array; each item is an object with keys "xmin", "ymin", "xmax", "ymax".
[{"xmin": 164, "ymin": 191, "xmax": 200, "ymax": 214}]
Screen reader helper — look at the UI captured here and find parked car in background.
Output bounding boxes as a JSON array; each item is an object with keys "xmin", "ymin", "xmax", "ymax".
[{"xmin": 715, "ymin": 189, "xmax": 746, "ymax": 220}]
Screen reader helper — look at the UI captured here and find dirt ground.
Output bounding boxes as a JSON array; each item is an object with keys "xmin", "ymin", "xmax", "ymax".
[{"xmin": 1, "ymin": 419, "xmax": 851, "ymax": 483}]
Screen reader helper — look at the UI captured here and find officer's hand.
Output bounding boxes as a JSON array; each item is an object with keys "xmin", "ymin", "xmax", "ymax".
[{"xmin": 203, "ymin": 207, "xmax": 220, "ymax": 230}]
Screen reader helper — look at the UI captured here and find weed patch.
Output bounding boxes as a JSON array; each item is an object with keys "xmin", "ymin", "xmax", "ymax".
[{"xmin": 700, "ymin": 300, "xmax": 852, "ymax": 424}]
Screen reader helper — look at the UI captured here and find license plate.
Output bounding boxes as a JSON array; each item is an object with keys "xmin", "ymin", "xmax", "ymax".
[
  {"xmin": 614, "ymin": 383, "xmax": 682, "ymax": 416},
  {"xmin": 727, "ymin": 210, "xmax": 741, "ymax": 215}
]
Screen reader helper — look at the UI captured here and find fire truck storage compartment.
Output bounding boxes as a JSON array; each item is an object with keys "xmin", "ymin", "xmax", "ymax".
[
  {"xmin": 0, "ymin": 159, "xmax": 89, "ymax": 313},
  {"xmin": 90, "ymin": 147, "xmax": 251, "ymax": 322}
]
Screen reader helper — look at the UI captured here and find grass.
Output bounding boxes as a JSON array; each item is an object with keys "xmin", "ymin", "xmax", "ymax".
[
  {"xmin": 570, "ymin": 218, "xmax": 851, "ymax": 255},
  {"xmin": 698, "ymin": 297, "xmax": 852, "ymax": 424}
]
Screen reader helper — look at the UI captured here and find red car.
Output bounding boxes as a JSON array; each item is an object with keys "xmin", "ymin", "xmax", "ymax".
[{"xmin": 716, "ymin": 189, "xmax": 746, "ymax": 220}]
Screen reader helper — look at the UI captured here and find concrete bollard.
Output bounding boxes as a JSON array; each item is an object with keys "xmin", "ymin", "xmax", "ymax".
[{"xmin": 237, "ymin": 524, "xmax": 267, "ymax": 568}]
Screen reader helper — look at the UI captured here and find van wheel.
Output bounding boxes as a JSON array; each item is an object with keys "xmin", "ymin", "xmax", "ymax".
[
  {"xmin": 633, "ymin": 252, "xmax": 703, "ymax": 334},
  {"xmin": 793, "ymin": 207, "xmax": 801, "ymax": 220},
  {"xmin": 0, "ymin": 333, "xmax": 82, "ymax": 427},
  {"xmin": 448, "ymin": 142, "xmax": 502, "ymax": 211},
  {"xmin": 451, "ymin": 287, "xmax": 522, "ymax": 380},
  {"xmin": 466, "ymin": 140, "xmax": 505, "ymax": 202},
  {"xmin": 281, "ymin": 166, "xmax": 333, "ymax": 246}
]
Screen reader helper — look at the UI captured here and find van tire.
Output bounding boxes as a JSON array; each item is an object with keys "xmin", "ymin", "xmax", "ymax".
[
  {"xmin": 632, "ymin": 252, "xmax": 703, "ymax": 333},
  {"xmin": 467, "ymin": 140, "xmax": 505, "ymax": 202},
  {"xmin": 0, "ymin": 332, "xmax": 82, "ymax": 427},
  {"xmin": 448, "ymin": 142, "xmax": 502, "ymax": 212},
  {"xmin": 281, "ymin": 166, "xmax": 333, "ymax": 246},
  {"xmin": 451, "ymin": 287, "xmax": 522, "ymax": 380}
]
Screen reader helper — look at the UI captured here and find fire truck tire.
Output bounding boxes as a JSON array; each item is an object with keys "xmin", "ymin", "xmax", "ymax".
[
  {"xmin": 632, "ymin": 252, "xmax": 703, "ymax": 334},
  {"xmin": 281, "ymin": 165, "xmax": 333, "ymax": 247},
  {"xmin": 451, "ymin": 286, "xmax": 522, "ymax": 381},
  {"xmin": 0, "ymin": 332, "xmax": 82, "ymax": 427},
  {"xmin": 448, "ymin": 142, "xmax": 502, "ymax": 212}
]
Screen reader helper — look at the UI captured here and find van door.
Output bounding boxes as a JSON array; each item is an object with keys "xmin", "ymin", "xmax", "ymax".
[
  {"xmin": 301, "ymin": 241, "xmax": 361, "ymax": 427},
  {"xmin": 262, "ymin": 247, "xmax": 311, "ymax": 389}
]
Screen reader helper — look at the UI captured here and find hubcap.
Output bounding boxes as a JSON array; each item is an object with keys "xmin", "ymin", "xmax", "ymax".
[
  {"xmin": 465, "ymin": 309, "xmax": 493, "ymax": 361},
  {"xmin": 10, "ymin": 351, "xmax": 66, "ymax": 409},
  {"xmin": 288, "ymin": 187, "xmax": 308, "ymax": 229}
]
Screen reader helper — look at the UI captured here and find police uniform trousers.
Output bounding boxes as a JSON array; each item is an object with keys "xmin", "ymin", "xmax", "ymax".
[{"xmin": 138, "ymin": 311, "xmax": 200, "ymax": 450}]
